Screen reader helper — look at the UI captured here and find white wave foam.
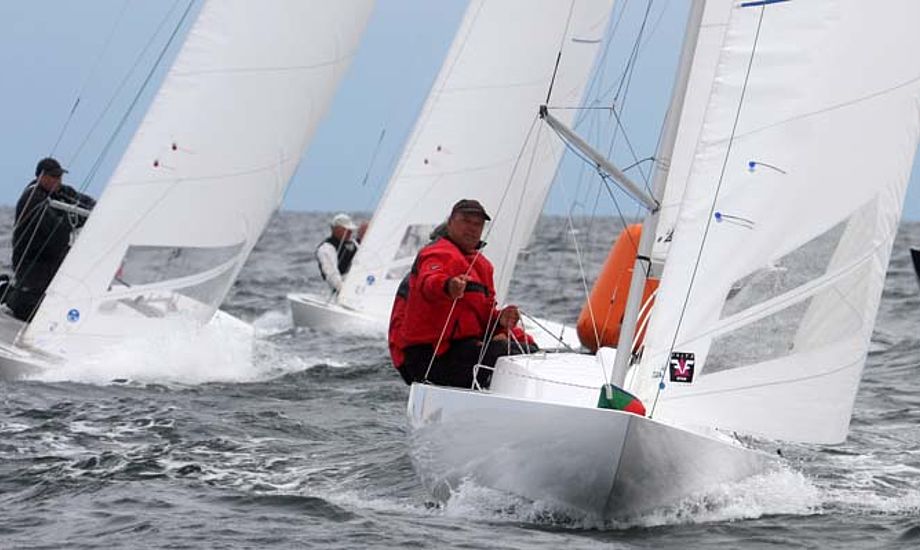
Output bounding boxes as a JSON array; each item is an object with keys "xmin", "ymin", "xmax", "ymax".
[
  {"xmin": 819, "ymin": 464, "xmax": 920, "ymax": 515},
  {"xmin": 25, "ymin": 308, "xmax": 348, "ymax": 385},
  {"xmin": 32, "ymin": 320, "xmax": 261, "ymax": 385},
  {"xmin": 634, "ymin": 466, "xmax": 821, "ymax": 527},
  {"xmin": 442, "ymin": 480, "xmax": 594, "ymax": 526},
  {"xmin": 325, "ymin": 489, "xmax": 430, "ymax": 516},
  {"xmin": 438, "ymin": 466, "xmax": 821, "ymax": 530},
  {"xmin": 252, "ymin": 309, "xmax": 293, "ymax": 337},
  {"xmin": 825, "ymin": 488, "xmax": 920, "ymax": 516}
]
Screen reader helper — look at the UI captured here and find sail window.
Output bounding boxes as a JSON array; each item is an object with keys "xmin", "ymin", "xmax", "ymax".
[
  {"xmin": 706, "ymin": 200, "xmax": 879, "ymax": 374},
  {"xmin": 99, "ymin": 243, "xmax": 245, "ymax": 318},
  {"xmin": 719, "ymin": 223, "xmax": 846, "ymax": 319},
  {"xmin": 385, "ymin": 224, "xmax": 435, "ymax": 280},
  {"xmin": 719, "ymin": 199, "xmax": 877, "ymax": 320},
  {"xmin": 109, "ymin": 243, "xmax": 245, "ymax": 288},
  {"xmin": 706, "ymin": 298, "xmax": 811, "ymax": 374}
]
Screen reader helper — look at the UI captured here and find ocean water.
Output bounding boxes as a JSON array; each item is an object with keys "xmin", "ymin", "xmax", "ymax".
[{"xmin": 0, "ymin": 209, "xmax": 918, "ymax": 549}]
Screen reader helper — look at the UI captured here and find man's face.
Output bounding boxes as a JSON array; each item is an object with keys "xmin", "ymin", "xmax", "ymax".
[
  {"xmin": 447, "ymin": 212, "xmax": 486, "ymax": 253},
  {"xmin": 332, "ymin": 225, "xmax": 352, "ymax": 241},
  {"xmin": 38, "ymin": 173, "xmax": 62, "ymax": 193}
]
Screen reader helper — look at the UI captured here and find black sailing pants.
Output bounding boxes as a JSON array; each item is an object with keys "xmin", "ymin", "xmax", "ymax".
[{"xmin": 398, "ymin": 338, "xmax": 531, "ymax": 389}]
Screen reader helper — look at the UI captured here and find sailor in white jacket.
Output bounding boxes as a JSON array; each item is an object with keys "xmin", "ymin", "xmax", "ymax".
[{"xmin": 315, "ymin": 213, "xmax": 358, "ymax": 293}]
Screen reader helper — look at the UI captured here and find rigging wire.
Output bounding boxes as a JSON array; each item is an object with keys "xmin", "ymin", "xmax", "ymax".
[
  {"xmin": 50, "ymin": 0, "xmax": 132, "ymax": 157},
  {"xmin": 67, "ymin": 0, "xmax": 187, "ymax": 179},
  {"xmin": 475, "ymin": 123, "xmax": 549, "ymax": 367},
  {"xmin": 359, "ymin": 128, "xmax": 387, "ymax": 188},
  {"xmin": 574, "ymin": 0, "xmax": 630, "ymax": 129},
  {"xmin": 423, "ymin": 118, "xmax": 542, "ymax": 385},
  {"xmin": 649, "ymin": 4, "xmax": 769, "ymax": 417},
  {"xmin": 537, "ymin": 0, "xmax": 663, "ymax": 356},
  {"xmin": 10, "ymin": 0, "xmax": 187, "ymax": 260},
  {"xmin": 565, "ymin": 0, "xmax": 626, "ymax": 226},
  {"xmin": 544, "ymin": 0, "xmax": 577, "ymax": 105},
  {"xmin": 5, "ymin": 0, "xmax": 197, "ymax": 335},
  {"xmin": 78, "ymin": 0, "xmax": 197, "ymax": 194},
  {"xmin": 565, "ymin": 0, "xmax": 659, "ymax": 282}
]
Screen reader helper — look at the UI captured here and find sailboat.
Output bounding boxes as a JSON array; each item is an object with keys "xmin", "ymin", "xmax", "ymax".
[
  {"xmin": 287, "ymin": 0, "xmax": 615, "ymax": 349},
  {"xmin": 0, "ymin": 0, "xmax": 376, "ymax": 379},
  {"xmin": 408, "ymin": 0, "xmax": 920, "ymax": 518}
]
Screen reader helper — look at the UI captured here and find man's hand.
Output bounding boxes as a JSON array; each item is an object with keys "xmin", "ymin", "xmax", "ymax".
[
  {"xmin": 498, "ymin": 305, "xmax": 520, "ymax": 329},
  {"xmin": 447, "ymin": 274, "xmax": 469, "ymax": 299}
]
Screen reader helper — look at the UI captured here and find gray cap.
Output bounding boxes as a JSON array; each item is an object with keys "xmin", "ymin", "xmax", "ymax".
[{"xmin": 331, "ymin": 213, "xmax": 358, "ymax": 230}]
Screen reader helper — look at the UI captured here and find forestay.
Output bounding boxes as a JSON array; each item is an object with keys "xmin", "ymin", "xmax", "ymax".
[
  {"xmin": 631, "ymin": 0, "xmax": 920, "ymax": 444},
  {"xmin": 337, "ymin": 0, "xmax": 614, "ymax": 319},
  {"xmin": 23, "ymin": 0, "xmax": 375, "ymax": 352}
]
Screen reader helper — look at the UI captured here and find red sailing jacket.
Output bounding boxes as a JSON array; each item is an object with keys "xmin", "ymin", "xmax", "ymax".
[
  {"xmin": 399, "ymin": 237, "xmax": 502, "ymax": 356},
  {"xmin": 388, "ymin": 276, "xmax": 410, "ymax": 368}
]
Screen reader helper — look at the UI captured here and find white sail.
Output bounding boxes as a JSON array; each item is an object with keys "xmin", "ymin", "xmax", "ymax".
[
  {"xmin": 633, "ymin": 0, "xmax": 920, "ymax": 444},
  {"xmin": 336, "ymin": 0, "xmax": 614, "ymax": 319},
  {"xmin": 649, "ymin": 0, "xmax": 733, "ymax": 266},
  {"xmin": 23, "ymin": 0, "xmax": 375, "ymax": 352}
]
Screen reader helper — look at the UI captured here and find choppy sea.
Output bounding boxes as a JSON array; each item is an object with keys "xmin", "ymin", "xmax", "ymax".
[{"xmin": 0, "ymin": 209, "xmax": 918, "ymax": 549}]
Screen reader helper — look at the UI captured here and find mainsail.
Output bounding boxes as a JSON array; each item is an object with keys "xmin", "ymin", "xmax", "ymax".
[
  {"xmin": 23, "ymin": 0, "xmax": 375, "ymax": 352},
  {"xmin": 632, "ymin": 0, "xmax": 920, "ymax": 444},
  {"xmin": 336, "ymin": 0, "xmax": 614, "ymax": 319}
]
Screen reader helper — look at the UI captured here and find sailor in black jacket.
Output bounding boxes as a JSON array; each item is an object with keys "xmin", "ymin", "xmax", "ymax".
[{"xmin": 7, "ymin": 157, "xmax": 95, "ymax": 321}]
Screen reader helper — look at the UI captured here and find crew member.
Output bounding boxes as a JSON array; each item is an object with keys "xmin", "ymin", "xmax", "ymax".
[
  {"xmin": 316, "ymin": 213, "xmax": 358, "ymax": 293},
  {"xmin": 396, "ymin": 199, "xmax": 530, "ymax": 388},
  {"xmin": 7, "ymin": 157, "xmax": 95, "ymax": 321}
]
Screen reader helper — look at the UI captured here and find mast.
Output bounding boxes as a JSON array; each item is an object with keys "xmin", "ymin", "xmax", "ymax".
[{"xmin": 610, "ymin": 0, "xmax": 706, "ymax": 387}]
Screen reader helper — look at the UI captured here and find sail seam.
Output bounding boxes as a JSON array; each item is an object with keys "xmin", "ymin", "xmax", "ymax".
[
  {"xmin": 111, "ymin": 157, "xmax": 294, "ymax": 187},
  {"xmin": 172, "ymin": 53, "xmax": 357, "ymax": 76},
  {"xmin": 711, "ymin": 74, "xmax": 920, "ymax": 145},
  {"xmin": 662, "ymin": 355, "xmax": 864, "ymax": 401}
]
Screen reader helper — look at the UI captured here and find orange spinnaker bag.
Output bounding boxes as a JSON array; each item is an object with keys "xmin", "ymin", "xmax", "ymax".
[{"xmin": 576, "ymin": 224, "xmax": 659, "ymax": 353}]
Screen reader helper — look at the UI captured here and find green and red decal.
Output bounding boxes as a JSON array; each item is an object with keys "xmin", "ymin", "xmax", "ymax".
[{"xmin": 597, "ymin": 384, "xmax": 646, "ymax": 416}]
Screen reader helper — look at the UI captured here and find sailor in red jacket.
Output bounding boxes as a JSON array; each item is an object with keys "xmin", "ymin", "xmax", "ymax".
[{"xmin": 396, "ymin": 199, "xmax": 530, "ymax": 388}]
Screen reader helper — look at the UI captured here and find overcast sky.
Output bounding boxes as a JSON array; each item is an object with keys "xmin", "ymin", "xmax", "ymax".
[{"xmin": 1, "ymin": 0, "xmax": 918, "ymax": 220}]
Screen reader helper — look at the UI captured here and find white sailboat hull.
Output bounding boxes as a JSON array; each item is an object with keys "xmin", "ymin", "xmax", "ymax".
[
  {"xmin": 407, "ymin": 365, "xmax": 773, "ymax": 518},
  {"xmin": 287, "ymin": 292, "xmax": 383, "ymax": 334},
  {"xmin": 0, "ymin": 311, "xmax": 54, "ymax": 378},
  {"xmin": 289, "ymin": 290, "xmax": 581, "ymax": 352}
]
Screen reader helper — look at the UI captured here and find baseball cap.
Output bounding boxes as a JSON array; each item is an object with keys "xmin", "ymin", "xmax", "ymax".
[
  {"xmin": 331, "ymin": 213, "xmax": 358, "ymax": 230},
  {"xmin": 450, "ymin": 199, "xmax": 491, "ymax": 221},
  {"xmin": 35, "ymin": 157, "xmax": 68, "ymax": 178}
]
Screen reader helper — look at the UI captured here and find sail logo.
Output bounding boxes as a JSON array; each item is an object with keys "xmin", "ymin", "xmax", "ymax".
[{"xmin": 669, "ymin": 352, "xmax": 695, "ymax": 383}]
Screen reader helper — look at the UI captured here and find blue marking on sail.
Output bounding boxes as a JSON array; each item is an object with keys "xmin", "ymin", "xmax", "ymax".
[
  {"xmin": 715, "ymin": 212, "xmax": 755, "ymax": 229},
  {"xmin": 740, "ymin": 0, "xmax": 790, "ymax": 7},
  {"xmin": 748, "ymin": 160, "xmax": 787, "ymax": 174}
]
